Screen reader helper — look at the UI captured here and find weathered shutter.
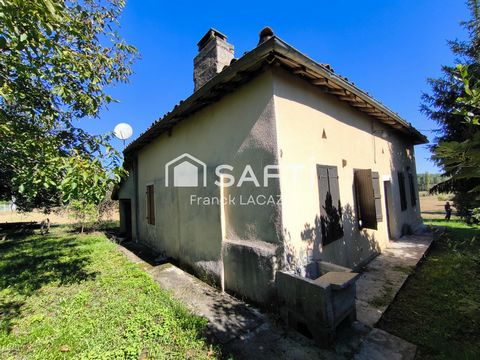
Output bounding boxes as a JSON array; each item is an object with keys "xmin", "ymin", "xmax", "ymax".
[
  {"xmin": 317, "ymin": 165, "xmax": 329, "ymax": 219},
  {"xmin": 150, "ymin": 186, "xmax": 155, "ymax": 225},
  {"xmin": 408, "ymin": 173, "xmax": 417, "ymax": 206},
  {"xmin": 146, "ymin": 186, "xmax": 150, "ymax": 223},
  {"xmin": 398, "ymin": 172, "xmax": 407, "ymax": 211},
  {"xmin": 372, "ymin": 172, "xmax": 383, "ymax": 222},
  {"xmin": 317, "ymin": 165, "xmax": 343, "ymax": 246},
  {"xmin": 328, "ymin": 166, "xmax": 341, "ymax": 211},
  {"xmin": 146, "ymin": 185, "xmax": 155, "ymax": 225},
  {"xmin": 326, "ymin": 166, "xmax": 344, "ymax": 243},
  {"xmin": 354, "ymin": 169, "xmax": 377, "ymax": 230}
]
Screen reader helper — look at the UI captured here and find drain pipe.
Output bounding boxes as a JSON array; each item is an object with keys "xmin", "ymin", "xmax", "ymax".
[{"xmin": 219, "ymin": 175, "xmax": 227, "ymax": 293}]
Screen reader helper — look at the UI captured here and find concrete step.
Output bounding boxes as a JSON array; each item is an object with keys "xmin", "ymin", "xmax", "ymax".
[{"xmin": 354, "ymin": 328, "xmax": 417, "ymax": 360}]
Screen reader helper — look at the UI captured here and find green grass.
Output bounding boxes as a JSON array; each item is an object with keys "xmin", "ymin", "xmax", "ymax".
[
  {"xmin": 0, "ymin": 226, "xmax": 217, "ymax": 359},
  {"xmin": 378, "ymin": 219, "xmax": 480, "ymax": 359}
]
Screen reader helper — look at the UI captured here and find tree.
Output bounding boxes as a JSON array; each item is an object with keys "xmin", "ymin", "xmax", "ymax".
[
  {"xmin": 60, "ymin": 150, "xmax": 124, "ymax": 233},
  {"xmin": 0, "ymin": 0, "xmax": 137, "ymax": 212},
  {"xmin": 423, "ymin": 0, "xmax": 480, "ymax": 217}
]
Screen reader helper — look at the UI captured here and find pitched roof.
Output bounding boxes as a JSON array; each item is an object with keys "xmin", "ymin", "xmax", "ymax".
[{"xmin": 124, "ymin": 36, "xmax": 427, "ymax": 158}]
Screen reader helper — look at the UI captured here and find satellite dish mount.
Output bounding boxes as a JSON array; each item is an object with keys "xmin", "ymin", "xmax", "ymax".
[{"xmin": 113, "ymin": 123, "xmax": 133, "ymax": 149}]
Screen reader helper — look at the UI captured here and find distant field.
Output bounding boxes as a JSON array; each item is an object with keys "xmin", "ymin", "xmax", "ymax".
[
  {"xmin": 1, "ymin": 195, "xmax": 447, "ymax": 224},
  {"xmin": 0, "ymin": 207, "xmax": 118, "ymax": 225},
  {"xmin": 420, "ymin": 195, "xmax": 453, "ymax": 220}
]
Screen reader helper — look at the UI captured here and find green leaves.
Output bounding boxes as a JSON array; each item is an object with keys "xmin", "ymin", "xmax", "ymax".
[
  {"xmin": 425, "ymin": 1, "xmax": 480, "ymax": 216},
  {"xmin": 453, "ymin": 64, "xmax": 480, "ymax": 125},
  {"xmin": 0, "ymin": 0, "xmax": 137, "ymax": 212}
]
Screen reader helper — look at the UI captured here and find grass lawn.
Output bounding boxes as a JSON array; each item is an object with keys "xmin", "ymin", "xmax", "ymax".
[
  {"xmin": 378, "ymin": 219, "xmax": 480, "ymax": 359},
  {"xmin": 0, "ymin": 226, "xmax": 217, "ymax": 359}
]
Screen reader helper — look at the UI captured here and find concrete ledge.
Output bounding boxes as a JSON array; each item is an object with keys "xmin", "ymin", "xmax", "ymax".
[
  {"xmin": 275, "ymin": 271, "xmax": 333, "ymax": 344},
  {"xmin": 222, "ymin": 239, "xmax": 278, "ymax": 304},
  {"xmin": 275, "ymin": 270, "xmax": 358, "ymax": 346},
  {"xmin": 315, "ymin": 271, "xmax": 359, "ymax": 290},
  {"xmin": 317, "ymin": 261, "xmax": 352, "ymax": 274}
]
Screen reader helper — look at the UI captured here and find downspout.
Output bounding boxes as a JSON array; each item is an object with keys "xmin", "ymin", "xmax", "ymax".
[
  {"xmin": 219, "ymin": 174, "xmax": 227, "ymax": 293},
  {"xmin": 372, "ymin": 119, "xmax": 377, "ymax": 164}
]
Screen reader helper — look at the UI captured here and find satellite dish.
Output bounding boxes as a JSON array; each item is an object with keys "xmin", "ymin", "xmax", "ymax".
[{"xmin": 114, "ymin": 123, "xmax": 133, "ymax": 140}]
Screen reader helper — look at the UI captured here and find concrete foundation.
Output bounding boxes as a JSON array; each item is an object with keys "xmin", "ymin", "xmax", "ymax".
[
  {"xmin": 223, "ymin": 239, "xmax": 278, "ymax": 304},
  {"xmin": 275, "ymin": 263, "xmax": 359, "ymax": 345}
]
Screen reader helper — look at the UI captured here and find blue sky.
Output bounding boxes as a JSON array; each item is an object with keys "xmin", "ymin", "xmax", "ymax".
[{"xmin": 84, "ymin": 0, "xmax": 469, "ymax": 173}]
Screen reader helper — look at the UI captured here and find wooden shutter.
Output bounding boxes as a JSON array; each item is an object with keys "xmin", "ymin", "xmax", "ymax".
[
  {"xmin": 354, "ymin": 169, "xmax": 377, "ymax": 230},
  {"xmin": 408, "ymin": 173, "xmax": 417, "ymax": 206},
  {"xmin": 372, "ymin": 172, "xmax": 383, "ymax": 222},
  {"xmin": 328, "ymin": 166, "xmax": 341, "ymax": 211},
  {"xmin": 146, "ymin": 186, "xmax": 151, "ymax": 224},
  {"xmin": 317, "ymin": 165, "xmax": 343, "ymax": 245},
  {"xmin": 317, "ymin": 165, "xmax": 329, "ymax": 220},
  {"xmin": 398, "ymin": 172, "xmax": 407, "ymax": 211},
  {"xmin": 146, "ymin": 185, "xmax": 155, "ymax": 225}
]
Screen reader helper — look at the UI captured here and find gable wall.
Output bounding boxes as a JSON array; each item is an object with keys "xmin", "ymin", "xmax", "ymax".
[
  {"xmin": 134, "ymin": 70, "xmax": 283, "ymax": 290},
  {"xmin": 272, "ymin": 67, "xmax": 422, "ymax": 270}
]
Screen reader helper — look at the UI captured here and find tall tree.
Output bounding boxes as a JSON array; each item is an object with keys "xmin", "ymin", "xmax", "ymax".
[
  {"xmin": 423, "ymin": 0, "xmax": 480, "ymax": 216},
  {"xmin": 0, "ymin": 0, "xmax": 137, "ymax": 211}
]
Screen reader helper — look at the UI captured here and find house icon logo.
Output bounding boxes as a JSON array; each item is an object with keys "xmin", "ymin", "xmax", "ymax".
[{"xmin": 165, "ymin": 153, "xmax": 207, "ymax": 187}]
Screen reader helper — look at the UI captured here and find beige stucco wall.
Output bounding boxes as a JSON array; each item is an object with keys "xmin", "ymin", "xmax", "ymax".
[
  {"xmin": 134, "ymin": 70, "xmax": 283, "ymax": 298},
  {"xmin": 121, "ymin": 65, "xmax": 424, "ymax": 298},
  {"xmin": 272, "ymin": 68, "xmax": 422, "ymax": 270}
]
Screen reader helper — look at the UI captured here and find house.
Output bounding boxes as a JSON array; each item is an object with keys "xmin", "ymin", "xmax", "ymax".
[{"xmin": 116, "ymin": 27, "xmax": 427, "ymax": 340}]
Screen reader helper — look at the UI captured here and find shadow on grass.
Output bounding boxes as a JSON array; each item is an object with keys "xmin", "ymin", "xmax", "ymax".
[
  {"xmin": 424, "ymin": 218, "xmax": 480, "ymax": 246},
  {"xmin": 0, "ymin": 300, "xmax": 24, "ymax": 334},
  {"xmin": 0, "ymin": 227, "xmax": 97, "ymax": 333}
]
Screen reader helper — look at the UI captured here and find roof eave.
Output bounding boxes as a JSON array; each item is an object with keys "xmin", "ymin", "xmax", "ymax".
[
  {"xmin": 270, "ymin": 38, "xmax": 428, "ymax": 145},
  {"xmin": 124, "ymin": 38, "xmax": 278, "ymax": 157},
  {"xmin": 125, "ymin": 36, "xmax": 427, "ymax": 157}
]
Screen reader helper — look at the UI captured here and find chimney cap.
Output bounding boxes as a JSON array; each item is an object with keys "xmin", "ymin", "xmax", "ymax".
[
  {"xmin": 197, "ymin": 28, "xmax": 228, "ymax": 51},
  {"xmin": 258, "ymin": 26, "xmax": 274, "ymax": 45}
]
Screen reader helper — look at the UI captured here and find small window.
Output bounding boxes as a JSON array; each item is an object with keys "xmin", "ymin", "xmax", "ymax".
[
  {"xmin": 146, "ymin": 185, "xmax": 155, "ymax": 225},
  {"xmin": 398, "ymin": 172, "xmax": 407, "ymax": 211},
  {"xmin": 408, "ymin": 172, "xmax": 417, "ymax": 207},
  {"xmin": 317, "ymin": 165, "xmax": 344, "ymax": 246},
  {"xmin": 354, "ymin": 169, "xmax": 382, "ymax": 230}
]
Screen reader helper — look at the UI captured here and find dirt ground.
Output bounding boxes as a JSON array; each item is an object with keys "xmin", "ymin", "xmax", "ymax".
[
  {"xmin": 419, "ymin": 195, "xmax": 454, "ymax": 219},
  {"xmin": 0, "ymin": 207, "xmax": 118, "ymax": 225}
]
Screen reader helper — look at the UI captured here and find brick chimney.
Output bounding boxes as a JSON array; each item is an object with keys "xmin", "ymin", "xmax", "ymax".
[{"xmin": 194, "ymin": 29, "xmax": 234, "ymax": 91}]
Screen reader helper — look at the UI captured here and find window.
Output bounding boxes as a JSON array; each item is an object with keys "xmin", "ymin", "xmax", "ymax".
[
  {"xmin": 408, "ymin": 172, "xmax": 417, "ymax": 207},
  {"xmin": 317, "ymin": 165, "xmax": 344, "ymax": 245},
  {"xmin": 146, "ymin": 184, "xmax": 155, "ymax": 225},
  {"xmin": 353, "ymin": 169, "xmax": 382, "ymax": 230},
  {"xmin": 398, "ymin": 172, "xmax": 407, "ymax": 211}
]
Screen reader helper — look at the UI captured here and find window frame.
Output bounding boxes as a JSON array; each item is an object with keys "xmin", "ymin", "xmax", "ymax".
[{"xmin": 353, "ymin": 168, "xmax": 382, "ymax": 230}]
